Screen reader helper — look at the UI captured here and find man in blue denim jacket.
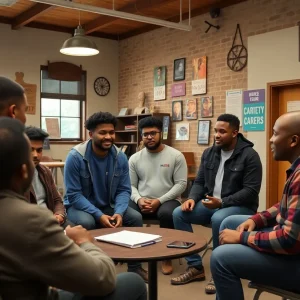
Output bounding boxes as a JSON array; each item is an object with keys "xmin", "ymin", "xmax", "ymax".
[{"xmin": 64, "ymin": 112, "xmax": 148, "ymax": 282}]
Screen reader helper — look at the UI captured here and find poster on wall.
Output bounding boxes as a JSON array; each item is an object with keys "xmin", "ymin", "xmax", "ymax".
[
  {"xmin": 171, "ymin": 82, "xmax": 186, "ymax": 97},
  {"xmin": 225, "ymin": 89, "xmax": 243, "ymax": 123},
  {"xmin": 153, "ymin": 66, "xmax": 166, "ymax": 100},
  {"xmin": 192, "ymin": 56, "xmax": 207, "ymax": 95},
  {"xmin": 15, "ymin": 72, "xmax": 37, "ymax": 115},
  {"xmin": 243, "ymin": 89, "xmax": 265, "ymax": 131}
]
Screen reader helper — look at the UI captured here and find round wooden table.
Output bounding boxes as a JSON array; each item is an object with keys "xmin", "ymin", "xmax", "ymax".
[{"xmin": 90, "ymin": 227, "xmax": 207, "ymax": 300}]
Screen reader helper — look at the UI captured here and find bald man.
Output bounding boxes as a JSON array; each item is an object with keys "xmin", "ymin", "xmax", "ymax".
[
  {"xmin": 0, "ymin": 76, "xmax": 28, "ymax": 124},
  {"xmin": 210, "ymin": 111, "xmax": 300, "ymax": 300}
]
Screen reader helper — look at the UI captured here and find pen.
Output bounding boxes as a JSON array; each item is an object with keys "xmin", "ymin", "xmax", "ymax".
[{"xmin": 141, "ymin": 241, "xmax": 156, "ymax": 247}]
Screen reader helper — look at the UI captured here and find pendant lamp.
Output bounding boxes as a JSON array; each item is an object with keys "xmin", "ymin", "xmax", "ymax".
[{"xmin": 60, "ymin": 25, "xmax": 99, "ymax": 56}]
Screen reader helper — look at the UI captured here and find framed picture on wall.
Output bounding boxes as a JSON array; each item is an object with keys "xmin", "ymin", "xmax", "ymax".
[
  {"xmin": 200, "ymin": 96, "xmax": 213, "ymax": 118},
  {"xmin": 173, "ymin": 58, "xmax": 185, "ymax": 81},
  {"xmin": 185, "ymin": 99, "xmax": 197, "ymax": 120},
  {"xmin": 172, "ymin": 100, "xmax": 183, "ymax": 121},
  {"xmin": 176, "ymin": 122, "xmax": 189, "ymax": 141},
  {"xmin": 197, "ymin": 120, "xmax": 211, "ymax": 145}
]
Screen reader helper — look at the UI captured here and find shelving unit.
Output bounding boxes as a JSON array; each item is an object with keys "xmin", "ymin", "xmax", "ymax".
[{"xmin": 115, "ymin": 113, "xmax": 171, "ymax": 157}]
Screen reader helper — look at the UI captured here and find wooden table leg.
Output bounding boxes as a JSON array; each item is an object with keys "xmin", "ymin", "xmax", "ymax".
[{"xmin": 148, "ymin": 261, "xmax": 158, "ymax": 300}]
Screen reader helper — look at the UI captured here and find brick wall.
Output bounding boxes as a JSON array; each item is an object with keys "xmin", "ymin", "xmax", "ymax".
[{"xmin": 118, "ymin": 0, "xmax": 300, "ymax": 166}]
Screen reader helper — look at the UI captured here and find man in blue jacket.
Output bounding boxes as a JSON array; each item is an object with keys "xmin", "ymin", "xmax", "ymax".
[
  {"xmin": 171, "ymin": 114, "xmax": 262, "ymax": 293},
  {"xmin": 64, "ymin": 112, "xmax": 148, "ymax": 282}
]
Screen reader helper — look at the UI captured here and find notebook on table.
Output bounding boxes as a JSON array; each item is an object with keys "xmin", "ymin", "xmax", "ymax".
[{"xmin": 95, "ymin": 230, "xmax": 162, "ymax": 248}]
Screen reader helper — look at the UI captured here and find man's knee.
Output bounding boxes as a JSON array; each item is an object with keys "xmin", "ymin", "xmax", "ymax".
[
  {"xmin": 172, "ymin": 206, "xmax": 182, "ymax": 220},
  {"xmin": 67, "ymin": 209, "xmax": 96, "ymax": 230},
  {"xmin": 115, "ymin": 273, "xmax": 146, "ymax": 300},
  {"xmin": 124, "ymin": 207, "xmax": 143, "ymax": 227},
  {"xmin": 157, "ymin": 209, "xmax": 173, "ymax": 221},
  {"xmin": 220, "ymin": 215, "xmax": 250, "ymax": 231}
]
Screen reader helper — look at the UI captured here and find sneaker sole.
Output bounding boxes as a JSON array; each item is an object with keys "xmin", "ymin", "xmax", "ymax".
[{"xmin": 170, "ymin": 275, "xmax": 206, "ymax": 285}]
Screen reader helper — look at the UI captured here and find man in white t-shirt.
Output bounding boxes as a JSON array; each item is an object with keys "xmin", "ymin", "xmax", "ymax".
[
  {"xmin": 171, "ymin": 114, "xmax": 262, "ymax": 294},
  {"xmin": 129, "ymin": 116, "xmax": 187, "ymax": 275}
]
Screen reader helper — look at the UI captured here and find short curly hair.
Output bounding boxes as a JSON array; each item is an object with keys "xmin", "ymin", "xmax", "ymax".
[
  {"xmin": 85, "ymin": 112, "xmax": 117, "ymax": 131},
  {"xmin": 217, "ymin": 114, "xmax": 240, "ymax": 131},
  {"xmin": 138, "ymin": 116, "xmax": 162, "ymax": 134}
]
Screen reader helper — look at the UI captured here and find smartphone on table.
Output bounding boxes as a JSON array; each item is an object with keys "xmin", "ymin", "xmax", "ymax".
[{"xmin": 167, "ymin": 241, "xmax": 195, "ymax": 249}]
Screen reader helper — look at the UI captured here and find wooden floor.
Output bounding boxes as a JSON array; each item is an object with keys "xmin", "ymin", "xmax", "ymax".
[{"xmin": 115, "ymin": 224, "xmax": 281, "ymax": 300}]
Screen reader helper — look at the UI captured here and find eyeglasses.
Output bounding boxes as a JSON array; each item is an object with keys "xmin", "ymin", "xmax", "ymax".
[{"xmin": 141, "ymin": 131, "xmax": 161, "ymax": 138}]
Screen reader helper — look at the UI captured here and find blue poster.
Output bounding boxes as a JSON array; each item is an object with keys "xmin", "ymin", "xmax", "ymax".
[{"xmin": 243, "ymin": 89, "xmax": 265, "ymax": 131}]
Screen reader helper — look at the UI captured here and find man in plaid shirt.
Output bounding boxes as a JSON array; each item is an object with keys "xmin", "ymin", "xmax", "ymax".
[{"xmin": 211, "ymin": 111, "xmax": 300, "ymax": 300}]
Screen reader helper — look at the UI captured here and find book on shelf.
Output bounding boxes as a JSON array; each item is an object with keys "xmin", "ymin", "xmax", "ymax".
[
  {"xmin": 124, "ymin": 125, "xmax": 137, "ymax": 130},
  {"xmin": 95, "ymin": 230, "xmax": 162, "ymax": 248}
]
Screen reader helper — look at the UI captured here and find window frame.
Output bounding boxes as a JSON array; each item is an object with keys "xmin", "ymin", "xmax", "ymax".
[{"xmin": 40, "ymin": 65, "xmax": 87, "ymax": 144}]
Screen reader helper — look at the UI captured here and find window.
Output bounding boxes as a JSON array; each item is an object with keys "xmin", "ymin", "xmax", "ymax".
[{"xmin": 40, "ymin": 65, "xmax": 86, "ymax": 142}]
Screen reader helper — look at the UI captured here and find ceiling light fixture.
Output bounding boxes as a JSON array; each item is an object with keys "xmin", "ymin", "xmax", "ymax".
[
  {"xmin": 60, "ymin": 8, "xmax": 99, "ymax": 56},
  {"xmin": 60, "ymin": 25, "xmax": 99, "ymax": 56},
  {"xmin": 30, "ymin": 0, "xmax": 192, "ymax": 32}
]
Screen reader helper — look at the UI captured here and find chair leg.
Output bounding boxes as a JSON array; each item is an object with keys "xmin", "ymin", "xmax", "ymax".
[{"xmin": 253, "ymin": 289, "xmax": 263, "ymax": 300}]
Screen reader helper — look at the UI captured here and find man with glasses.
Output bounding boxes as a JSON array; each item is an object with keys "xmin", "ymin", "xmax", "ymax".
[
  {"xmin": 64, "ymin": 112, "xmax": 148, "ymax": 282},
  {"xmin": 129, "ymin": 116, "xmax": 187, "ymax": 275}
]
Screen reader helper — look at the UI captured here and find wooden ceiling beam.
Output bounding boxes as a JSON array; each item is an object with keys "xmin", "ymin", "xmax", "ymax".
[
  {"xmin": 25, "ymin": 21, "xmax": 118, "ymax": 40},
  {"xmin": 84, "ymin": 0, "xmax": 175, "ymax": 35},
  {"xmin": 12, "ymin": 3, "xmax": 53, "ymax": 30},
  {"xmin": 119, "ymin": 0, "xmax": 246, "ymax": 39}
]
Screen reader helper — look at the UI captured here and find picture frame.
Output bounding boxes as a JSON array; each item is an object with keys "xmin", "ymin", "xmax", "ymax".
[
  {"xmin": 176, "ymin": 122, "xmax": 189, "ymax": 141},
  {"xmin": 197, "ymin": 120, "xmax": 211, "ymax": 145},
  {"xmin": 118, "ymin": 108, "xmax": 128, "ymax": 116},
  {"xmin": 172, "ymin": 100, "xmax": 183, "ymax": 121},
  {"xmin": 200, "ymin": 96, "xmax": 213, "ymax": 118},
  {"xmin": 185, "ymin": 99, "xmax": 198, "ymax": 120},
  {"xmin": 192, "ymin": 56, "xmax": 207, "ymax": 95},
  {"xmin": 173, "ymin": 58, "xmax": 186, "ymax": 81}
]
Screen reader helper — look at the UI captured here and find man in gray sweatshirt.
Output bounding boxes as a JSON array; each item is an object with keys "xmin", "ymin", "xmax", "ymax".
[{"xmin": 129, "ymin": 116, "xmax": 187, "ymax": 275}]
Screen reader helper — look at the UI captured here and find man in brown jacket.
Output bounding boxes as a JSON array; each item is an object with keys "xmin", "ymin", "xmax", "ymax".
[
  {"xmin": 24, "ymin": 126, "xmax": 71, "ymax": 227},
  {"xmin": 0, "ymin": 110, "xmax": 147, "ymax": 299}
]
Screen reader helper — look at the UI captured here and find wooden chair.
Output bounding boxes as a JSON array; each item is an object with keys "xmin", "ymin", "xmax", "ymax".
[
  {"xmin": 248, "ymin": 282, "xmax": 300, "ymax": 300},
  {"xmin": 182, "ymin": 152, "xmax": 197, "ymax": 197}
]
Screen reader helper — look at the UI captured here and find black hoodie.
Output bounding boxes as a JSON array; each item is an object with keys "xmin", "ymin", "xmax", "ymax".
[{"xmin": 189, "ymin": 133, "xmax": 262, "ymax": 212}]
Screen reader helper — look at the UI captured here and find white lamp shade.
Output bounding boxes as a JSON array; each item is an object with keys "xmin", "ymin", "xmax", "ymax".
[{"xmin": 60, "ymin": 25, "xmax": 99, "ymax": 56}]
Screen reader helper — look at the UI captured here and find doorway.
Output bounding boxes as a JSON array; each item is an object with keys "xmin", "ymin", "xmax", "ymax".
[{"xmin": 267, "ymin": 79, "xmax": 300, "ymax": 207}]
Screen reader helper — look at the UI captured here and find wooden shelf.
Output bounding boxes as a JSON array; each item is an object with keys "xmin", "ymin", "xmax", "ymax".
[
  {"xmin": 115, "ymin": 142, "xmax": 138, "ymax": 145},
  {"xmin": 115, "ymin": 113, "xmax": 170, "ymax": 157},
  {"xmin": 117, "ymin": 113, "xmax": 151, "ymax": 118}
]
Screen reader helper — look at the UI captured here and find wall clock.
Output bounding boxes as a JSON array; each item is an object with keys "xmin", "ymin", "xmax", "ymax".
[{"xmin": 94, "ymin": 77, "xmax": 110, "ymax": 96}]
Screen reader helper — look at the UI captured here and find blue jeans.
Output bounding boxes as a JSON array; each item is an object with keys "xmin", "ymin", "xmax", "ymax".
[
  {"xmin": 67, "ymin": 206, "xmax": 143, "ymax": 271},
  {"xmin": 172, "ymin": 202, "xmax": 254, "ymax": 268},
  {"xmin": 211, "ymin": 215, "xmax": 300, "ymax": 300},
  {"xmin": 58, "ymin": 273, "xmax": 147, "ymax": 300}
]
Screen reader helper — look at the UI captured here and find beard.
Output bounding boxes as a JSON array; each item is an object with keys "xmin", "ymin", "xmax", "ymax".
[
  {"xmin": 94, "ymin": 139, "xmax": 113, "ymax": 151},
  {"xmin": 145, "ymin": 139, "xmax": 161, "ymax": 151}
]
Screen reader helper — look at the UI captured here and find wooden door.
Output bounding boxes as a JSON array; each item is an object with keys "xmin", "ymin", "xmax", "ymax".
[
  {"xmin": 277, "ymin": 86, "xmax": 300, "ymax": 197},
  {"xmin": 267, "ymin": 81, "xmax": 300, "ymax": 207}
]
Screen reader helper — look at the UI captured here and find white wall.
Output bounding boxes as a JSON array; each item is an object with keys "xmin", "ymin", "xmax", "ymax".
[
  {"xmin": 248, "ymin": 26, "xmax": 300, "ymax": 211},
  {"xmin": 0, "ymin": 23, "xmax": 119, "ymax": 161}
]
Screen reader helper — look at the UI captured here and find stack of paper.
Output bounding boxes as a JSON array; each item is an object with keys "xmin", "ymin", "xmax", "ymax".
[{"xmin": 95, "ymin": 230, "xmax": 162, "ymax": 248}]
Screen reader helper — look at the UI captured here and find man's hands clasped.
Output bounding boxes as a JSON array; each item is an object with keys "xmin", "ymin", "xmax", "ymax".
[
  {"xmin": 138, "ymin": 198, "xmax": 161, "ymax": 213},
  {"xmin": 99, "ymin": 214, "xmax": 123, "ymax": 228}
]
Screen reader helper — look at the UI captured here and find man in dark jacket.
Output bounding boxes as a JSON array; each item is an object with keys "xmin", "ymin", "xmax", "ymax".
[
  {"xmin": 171, "ymin": 114, "xmax": 262, "ymax": 294},
  {"xmin": 24, "ymin": 126, "xmax": 72, "ymax": 227}
]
